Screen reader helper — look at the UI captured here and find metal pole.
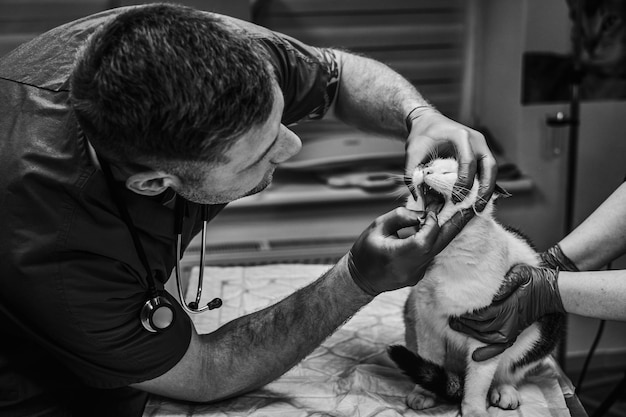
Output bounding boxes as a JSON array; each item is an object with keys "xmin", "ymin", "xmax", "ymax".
[{"xmin": 557, "ymin": 0, "xmax": 583, "ymax": 373}]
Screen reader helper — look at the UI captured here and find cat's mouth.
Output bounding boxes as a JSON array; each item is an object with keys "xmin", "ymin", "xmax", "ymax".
[{"xmin": 420, "ymin": 183, "xmax": 445, "ymax": 211}]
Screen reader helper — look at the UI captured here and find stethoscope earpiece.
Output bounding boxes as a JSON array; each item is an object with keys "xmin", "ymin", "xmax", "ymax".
[
  {"xmin": 188, "ymin": 297, "xmax": 222, "ymax": 311},
  {"xmin": 207, "ymin": 298, "xmax": 222, "ymax": 310},
  {"xmin": 140, "ymin": 295, "xmax": 175, "ymax": 333}
]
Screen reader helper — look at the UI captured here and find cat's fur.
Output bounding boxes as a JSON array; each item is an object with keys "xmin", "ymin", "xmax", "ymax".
[
  {"xmin": 568, "ymin": 0, "xmax": 626, "ymax": 78},
  {"xmin": 388, "ymin": 158, "xmax": 565, "ymax": 417}
]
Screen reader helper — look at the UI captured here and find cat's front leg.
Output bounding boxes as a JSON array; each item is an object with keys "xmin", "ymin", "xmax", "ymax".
[
  {"xmin": 490, "ymin": 383, "xmax": 521, "ymax": 409},
  {"xmin": 408, "ymin": 317, "xmax": 446, "ymax": 409},
  {"xmin": 407, "ymin": 384, "xmax": 437, "ymax": 410},
  {"xmin": 461, "ymin": 342, "xmax": 500, "ymax": 417},
  {"xmin": 489, "ymin": 357, "xmax": 540, "ymax": 409}
]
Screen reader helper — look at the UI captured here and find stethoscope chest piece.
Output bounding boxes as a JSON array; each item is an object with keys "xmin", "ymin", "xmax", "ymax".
[{"xmin": 140, "ymin": 295, "xmax": 175, "ymax": 333}]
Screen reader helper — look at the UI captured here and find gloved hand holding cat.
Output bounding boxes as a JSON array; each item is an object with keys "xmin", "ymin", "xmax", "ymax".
[{"xmin": 450, "ymin": 244, "xmax": 577, "ymax": 361}]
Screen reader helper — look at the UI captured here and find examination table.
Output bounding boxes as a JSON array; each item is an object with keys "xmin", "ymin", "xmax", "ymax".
[{"xmin": 144, "ymin": 264, "xmax": 587, "ymax": 417}]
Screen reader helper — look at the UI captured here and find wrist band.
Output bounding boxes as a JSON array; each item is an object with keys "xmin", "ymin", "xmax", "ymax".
[{"xmin": 405, "ymin": 105, "xmax": 438, "ymax": 134}]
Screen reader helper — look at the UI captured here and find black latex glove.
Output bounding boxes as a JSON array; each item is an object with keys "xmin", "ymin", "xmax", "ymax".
[
  {"xmin": 540, "ymin": 244, "xmax": 580, "ymax": 272},
  {"xmin": 348, "ymin": 206, "xmax": 475, "ymax": 296},
  {"xmin": 449, "ymin": 264, "xmax": 566, "ymax": 361}
]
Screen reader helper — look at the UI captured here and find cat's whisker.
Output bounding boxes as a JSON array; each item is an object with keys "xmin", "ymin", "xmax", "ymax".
[
  {"xmin": 392, "ymin": 191, "xmax": 410, "ymax": 204},
  {"xmin": 451, "ymin": 189, "xmax": 471, "ymax": 204},
  {"xmin": 452, "ymin": 185, "xmax": 473, "ymax": 194},
  {"xmin": 374, "ymin": 172, "xmax": 421, "ymax": 201},
  {"xmin": 424, "ymin": 148, "xmax": 438, "ymax": 165},
  {"xmin": 450, "ymin": 186, "xmax": 468, "ymax": 197},
  {"xmin": 388, "ymin": 173, "xmax": 409, "ymax": 183},
  {"xmin": 387, "ymin": 173, "xmax": 421, "ymax": 202},
  {"xmin": 400, "ymin": 174, "xmax": 413, "ymax": 184}
]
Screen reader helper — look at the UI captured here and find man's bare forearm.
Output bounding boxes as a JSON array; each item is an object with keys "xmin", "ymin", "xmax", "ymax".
[
  {"xmin": 333, "ymin": 50, "xmax": 431, "ymax": 138},
  {"xmin": 200, "ymin": 255, "xmax": 372, "ymax": 401}
]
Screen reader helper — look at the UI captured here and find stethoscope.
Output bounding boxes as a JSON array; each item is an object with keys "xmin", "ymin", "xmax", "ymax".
[{"xmin": 100, "ymin": 157, "xmax": 222, "ymax": 333}]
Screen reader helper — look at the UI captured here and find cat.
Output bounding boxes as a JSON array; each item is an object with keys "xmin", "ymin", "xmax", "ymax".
[
  {"xmin": 567, "ymin": 0, "xmax": 626, "ymax": 78},
  {"xmin": 523, "ymin": 0, "xmax": 626, "ymax": 102},
  {"xmin": 388, "ymin": 157, "xmax": 565, "ymax": 417}
]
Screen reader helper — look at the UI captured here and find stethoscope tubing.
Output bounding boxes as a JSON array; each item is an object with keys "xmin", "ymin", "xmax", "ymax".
[
  {"xmin": 175, "ymin": 220, "xmax": 211, "ymax": 314},
  {"xmin": 175, "ymin": 202, "xmax": 222, "ymax": 314}
]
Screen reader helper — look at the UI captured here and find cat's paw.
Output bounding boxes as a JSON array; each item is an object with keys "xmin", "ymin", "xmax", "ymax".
[
  {"xmin": 489, "ymin": 384, "xmax": 521, "ymax": 409},
  {"xmin": 406, "ymin": 387, "xmax": 436, "ymax": 410}
]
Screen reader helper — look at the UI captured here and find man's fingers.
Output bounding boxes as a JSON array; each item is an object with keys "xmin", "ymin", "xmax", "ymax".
[
  {"xmin": 430, "ymin": 208, "xmax": 474, "ymax": 254},
  {"xmin": 474, "ymin": 155, "xmax": 498, "ymax": 212},
  {"xmin": 450, "ymin": 129, "xmax": 476, "ymax": 203},
  {"xmin": 471, "ymin": 344, "xmax": 509, "ymax": 362},
  {"xmin": 378, "ymin": 207, "xmax": 424, "ymax": 236},
  {"xmin": 404, "ymin": 135, "xmax": 435, "ymax": 174},
  {"xmin": 411, "ymin": 210, "xmax": 440, "ymax": 244}
]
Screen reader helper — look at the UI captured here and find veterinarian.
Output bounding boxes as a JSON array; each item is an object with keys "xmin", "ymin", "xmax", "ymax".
[
  {"xmin": 451, "ymin": 181, "xmax": 626, "ymax": 361},
  {"xmin": 0, "ymin": 3, "xmax": 497, "ymax": 415}
]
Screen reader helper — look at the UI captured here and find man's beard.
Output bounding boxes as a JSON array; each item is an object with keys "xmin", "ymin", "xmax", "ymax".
[
  {"xmin": 243, "ymin": 172, "xmax": 273, "ymax": 198},
  {"xmin": 176, "ymin": 169, "xmax": 274, "ymax": 205}
]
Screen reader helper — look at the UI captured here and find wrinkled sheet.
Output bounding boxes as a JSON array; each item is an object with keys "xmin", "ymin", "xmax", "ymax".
[{"xmin": 144, "ymin": 264, "xmax": 574, "ymax": 417}]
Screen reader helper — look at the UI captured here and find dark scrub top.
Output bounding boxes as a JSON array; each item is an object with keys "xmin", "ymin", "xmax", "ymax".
[{"xmin": 0, "ymin": 6, "xmax": 338, "ymax": 416}]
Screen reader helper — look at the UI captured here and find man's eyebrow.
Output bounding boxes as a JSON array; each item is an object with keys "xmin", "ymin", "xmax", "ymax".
[{"xmin": 242, "ymin": 134, "xmax": 278, "ymax": 171}]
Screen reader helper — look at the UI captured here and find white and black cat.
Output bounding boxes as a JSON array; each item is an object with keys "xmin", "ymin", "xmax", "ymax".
[{"xmin": 388, "ymin": 158, "xmax": 565, "ymax": 417}]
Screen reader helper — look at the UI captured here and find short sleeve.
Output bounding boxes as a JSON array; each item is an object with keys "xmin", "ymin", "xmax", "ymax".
[
  {"xmin": 257, "ymin": 32, "xmax": 340, "ymax": 125},
  {"xmin": 23, "ymin": 252, "xmax": 193, "ymax": 389}
]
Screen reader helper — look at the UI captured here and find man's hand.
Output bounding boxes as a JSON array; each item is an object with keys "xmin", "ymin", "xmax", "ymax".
[
  {"xmin": 449, "ymin": 264, "xmax": 566, "ymax": 361},
  {"xmin": 348, "ymin": 206, "xmax": 475, "ymax": 296},
  {"xmin": 405, "ymin": 109, "xmax": 497, "ymax": 212}
]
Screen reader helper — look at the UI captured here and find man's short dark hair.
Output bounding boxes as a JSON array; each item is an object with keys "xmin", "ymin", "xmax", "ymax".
[{"xmin": 70, "ymin": 3, "xmax": 275, "ymax": 169}]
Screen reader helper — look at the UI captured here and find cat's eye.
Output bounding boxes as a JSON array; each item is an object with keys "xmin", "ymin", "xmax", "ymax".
[{"xmin": 602, "ymin": 14, "xmax": 621, "ymax": 32}]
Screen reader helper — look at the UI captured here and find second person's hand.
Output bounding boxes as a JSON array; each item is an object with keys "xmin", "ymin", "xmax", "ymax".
[{"xmin": 449, "ymin": 264, "xmax": 566, "ymax": 361}]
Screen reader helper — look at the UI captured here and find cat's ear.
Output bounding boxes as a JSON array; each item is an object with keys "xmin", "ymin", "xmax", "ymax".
[{"xmin": 494, "ymin": 184, "xmax": 512, "ymax": 199}]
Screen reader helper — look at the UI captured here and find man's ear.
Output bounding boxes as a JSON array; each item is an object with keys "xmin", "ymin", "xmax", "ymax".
[{"xmin": 126, "ymin": 171, "xmax": 181, "ymax": 196}]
